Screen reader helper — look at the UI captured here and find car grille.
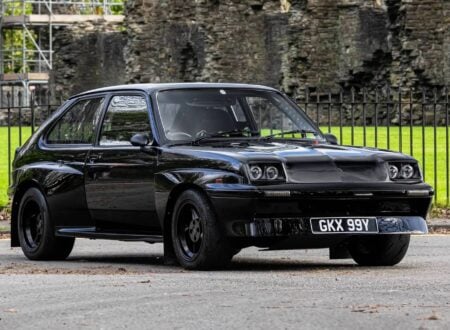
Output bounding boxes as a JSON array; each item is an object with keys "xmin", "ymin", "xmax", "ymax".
[{"xmin": 285, "ymin": 161, "xmax": 387, "ymax": 183}]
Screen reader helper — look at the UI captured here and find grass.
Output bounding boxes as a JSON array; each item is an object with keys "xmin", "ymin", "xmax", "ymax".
[
  {"xmin": 1, "ymin": 126, "xmax": 449, "ymax": 208},
  {"xmin": 0, "ymin": 126, "xmax": 32, "ymax": 208}
]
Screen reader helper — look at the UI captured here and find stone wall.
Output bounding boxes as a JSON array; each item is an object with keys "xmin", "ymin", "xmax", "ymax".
[
  {"xmin": 124, "ymin": 0, "xmax": 449, "ymax": 94},
  {"xmin": 124, "ymin": 0, "xmax": 279, "ymax": 85},
  {"xmin": 51, "ymin": 0, "xmax": 449, "ymax": 97},
  {"xmin": 384, "ymin": 0, "xmax": 449, "ymax": 88},
  {"xmin": 50, "ymin": 20, "xmax": 127, "ymax": 99}
]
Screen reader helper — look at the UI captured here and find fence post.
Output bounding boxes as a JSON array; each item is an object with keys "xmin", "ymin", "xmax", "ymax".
[
  {"xmin": 31, "ymin": 90, "xmax": 35, "ymax": 134},
  {"xmin": 7, "ymin": 92, "xmax": 11, "ymax": 187},
  {"xmin": 421, "ymin": 88, "xmax": 426, "ymax": 182},
  {"xmin": 339, "ymin": 89, "xmax": 343, "ymax": 144},
  {"xmin": 362, "ymin": 88, "xmax": 367, "ymax": 146},
  {"xmin": 18, "ymin": 91, "xmax": 23, "ymax": 146},
  {"xmin": 375, "ymin": 88, "xmax": 379, "ymax": 148},
  {"xmin": 398, "ymin": 85, "xmax": 402, "ymax": 153},
  {"xmin": 409, "ymin": 88, "xmax": 413, "ymax": 156},
  {"xmin": 351, "ymin": 87, "xmax": 355, "ymax": 145},
  {"xmin": 316, "ymin": 89, "xmax": 320, "ymax": 127},
  {"xmin": 386, "ymin": 86, "xmax": 391, "ymax": 150},
  {"xmin": 305, "ymin": 87, "xmax": 309, "ymax": 118},
  {"xmin": 47, "ymin": 89, "xmax": 51, "ymax": 118},
  {"xmin": 433, "ymin": 87, "xmax": 438, "ymax": 203},
  {"xmin": 327, "ymin": 91, "xmax": 331, "ymax": 133},
  {"xmin": 446, "ymin": 86, "xmax": 449, "ymax": 206},
  {"xmin": 269, "ymin": 102, "xmax": 273, "ymax": 135}
]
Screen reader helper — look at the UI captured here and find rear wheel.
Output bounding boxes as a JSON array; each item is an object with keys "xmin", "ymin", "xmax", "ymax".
[
  {"xmin": 171, "ymin": 190, "xmax": 233, "ymax": 270},
  {"xmin": 349, "ymin": 234, "xmax": 410, "ymax": 266},
  {"xmin": 18, "ymin": 188, "xmax": 75, "ymax": 260}
]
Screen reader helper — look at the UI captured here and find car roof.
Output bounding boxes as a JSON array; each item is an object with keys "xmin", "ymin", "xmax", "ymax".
[{"xmin": 70, "ymin": 82, "xmax": 279, "ymax": 99}]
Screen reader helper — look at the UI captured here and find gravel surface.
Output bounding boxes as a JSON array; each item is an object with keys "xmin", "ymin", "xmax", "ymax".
[{"xmin": 0, "ymin": 236, "xmax": 449, "ymax": 329}]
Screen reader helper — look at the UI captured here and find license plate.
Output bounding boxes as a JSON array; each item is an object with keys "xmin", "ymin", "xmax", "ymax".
[{"xmin": 310, "ymin": 217, "xmax": 378, "ymax": 234}]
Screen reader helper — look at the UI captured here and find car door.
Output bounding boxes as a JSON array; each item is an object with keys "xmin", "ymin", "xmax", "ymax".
[
  {"xmin": 42, "ymin": 96, "xmax": 106, "ymax": 228},
  {"xmin": 84, "ymin": 93, "xmax": 160, "ymax": 232}
]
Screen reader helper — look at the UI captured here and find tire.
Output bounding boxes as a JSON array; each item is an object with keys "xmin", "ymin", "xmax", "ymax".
[
  {"xmin": 349, "ymin": 234, "xmax": 410, "ymax": 266},
  {"xmin": 171, "ymin": 190, "xmax": 233, "ymax": 270},
  {"xmin": 17, "ymin": 188, "xmax": 75, "ymax": 260}
]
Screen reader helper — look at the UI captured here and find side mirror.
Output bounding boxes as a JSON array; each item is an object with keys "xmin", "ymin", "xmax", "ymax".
[
  {"xmin": 324, "ymin": 133, "xmax": 339, "ymax": 145},
  {"xmin": 130, "ymin": 133, "xmax": 150, "ymax": 147}
]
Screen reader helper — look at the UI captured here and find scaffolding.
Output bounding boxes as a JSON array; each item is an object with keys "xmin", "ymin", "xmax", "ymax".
[{"xmin": 0, "ymin": 0, "xmax": 124, "ymax": 103}]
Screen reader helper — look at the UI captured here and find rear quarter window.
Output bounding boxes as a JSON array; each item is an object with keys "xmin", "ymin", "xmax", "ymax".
[{"xmin": 46, "ymin": 97, "xmax": 104, "ymax": 145}]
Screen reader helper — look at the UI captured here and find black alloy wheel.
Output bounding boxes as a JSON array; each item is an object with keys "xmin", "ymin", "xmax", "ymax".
[
  {"xmin": 21, "ymin": 198, "xmax": 44, "ymax": 250},
  {"xmin": 177, "ymin": 203, "xmax": 204, "ymax": 260},
  {"xmin": 171, "ymin": 190, "xmax": 234, "ymax": 270},
  {"xmin": 18, "ymin": 188, "xmax": 75, "ymax": 260}
]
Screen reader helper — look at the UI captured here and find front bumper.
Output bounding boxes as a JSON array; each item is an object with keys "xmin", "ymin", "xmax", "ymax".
[
  {"xmin": 205, "ymin": 182, "xmax": 433, "ymax": 238},
  {"xmin": 242, "ymin": 216, "xmax": 428, "ymax": 237}
]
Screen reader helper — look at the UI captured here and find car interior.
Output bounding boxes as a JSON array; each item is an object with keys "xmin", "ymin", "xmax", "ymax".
[{"xmin": 167, "ymin": 104, "xmax": 249, "ymax": 140}]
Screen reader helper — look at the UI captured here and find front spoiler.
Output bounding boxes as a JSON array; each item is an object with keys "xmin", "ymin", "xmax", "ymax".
[{"xmin": 244, "ymin": 216, "xmax": 428, "ymax": 237}]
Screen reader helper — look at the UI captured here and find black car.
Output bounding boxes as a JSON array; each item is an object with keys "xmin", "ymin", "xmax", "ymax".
[{"xmin": 9, "ymin": 83, "xmax": 433, "ymax": 269}]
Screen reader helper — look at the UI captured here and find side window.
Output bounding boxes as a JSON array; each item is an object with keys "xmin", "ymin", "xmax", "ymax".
[
  {"xmin": 99, "ymin": 95, "xmax": 151, "ymax": 146},
  {"xmin": 47, "ymin": 97, "xmax": 104, "ymax": 144}
]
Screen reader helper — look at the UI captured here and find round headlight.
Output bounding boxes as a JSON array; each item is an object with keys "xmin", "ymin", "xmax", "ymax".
[
  {"xmin": 389, "ymin": 165, "xmax": 399, "ymax": 179},
  {"xmin": 249, "ymin": 165, "xmax": 263, "ymax": 180},
  {"xmin": 400, "ymin": 164, "xmax": 414, "ymax": 179},
  {"xmin": 265, "ymin": 166, "xmax": 279, "ymax": 180}
]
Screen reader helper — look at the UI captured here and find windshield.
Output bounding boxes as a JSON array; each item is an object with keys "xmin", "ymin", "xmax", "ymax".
[{"xmin": 156, "ymin": 89, "xmax": 322, "ymax": 143}]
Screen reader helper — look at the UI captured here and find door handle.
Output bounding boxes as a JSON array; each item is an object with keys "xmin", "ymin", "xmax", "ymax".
[{"xmin": 88, "ymin": 153, "xmax": 103, "ymax": 163}]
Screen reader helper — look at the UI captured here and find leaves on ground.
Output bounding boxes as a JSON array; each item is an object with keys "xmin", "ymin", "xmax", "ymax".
[
  {"xmin": 419, "ymin": 311, "xmax": 440, "ymax": 321},
  {"xmin": 4, "ymin": 308, "xmax": 17, "ymax": 313}
]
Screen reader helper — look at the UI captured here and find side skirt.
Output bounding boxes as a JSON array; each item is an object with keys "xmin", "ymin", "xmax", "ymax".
[{"xmin": 56, "ymin": 227, "xmax": 163, "ymax": 243}]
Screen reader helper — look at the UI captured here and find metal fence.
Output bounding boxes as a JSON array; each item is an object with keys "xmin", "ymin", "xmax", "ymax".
[
  {"xmin": 0, "ymin": 86, "xmax": 449, "ymax": 205},
  {"xmin": 0, "ymin": 90, "xmax": 62, "ymax": 198},
  {"xmin": 293, "ymin": 86, "xmax": 449, "ymax": 205}
]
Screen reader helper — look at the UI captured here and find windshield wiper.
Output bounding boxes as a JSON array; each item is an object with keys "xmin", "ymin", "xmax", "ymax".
[
  {"xmin": 261, "ymin": 129, "xmax": 318, "ymax": 141},
  {"xmin": 192, "ymin": 129, "xmax": 257, "ymax": 145}
]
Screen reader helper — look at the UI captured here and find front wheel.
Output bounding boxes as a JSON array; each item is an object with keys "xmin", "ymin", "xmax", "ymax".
[
  {"xmin": 17, "ymin": 188, "xmax": 75, "ymax": 260},
  {"xmin": 349, "ymin": 234, "xmax": 410, "ymax": 266},
  {"xmin": 171, "ymin": 190, "xmax": 233, "ymax": 270}
]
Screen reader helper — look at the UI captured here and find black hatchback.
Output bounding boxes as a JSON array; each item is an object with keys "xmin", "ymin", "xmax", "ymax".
[{"xmin": 9, "ymin": 83, "xmax": 433, "ymax": 269}]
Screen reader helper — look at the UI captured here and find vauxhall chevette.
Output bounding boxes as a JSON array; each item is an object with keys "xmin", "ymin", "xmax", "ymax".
[{"xmin": 9, "ymin": 83, "xmax": 433, "ymax": 269}]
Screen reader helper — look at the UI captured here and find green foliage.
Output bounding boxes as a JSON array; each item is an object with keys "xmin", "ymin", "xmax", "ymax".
[
  {"xmin": 78, "ymin": 0, "xmax": 125, "ymax": 15},
  {"xmin": 1, "ymin": 1, "xmax": 34, "ymax": 73},
  {"xmin": 2, "ymin": 0, "xmax": 32, "ymax": 15},
  {"xmin": 108, "ymin": 0, "xmax": 126, "ymax": 15}
]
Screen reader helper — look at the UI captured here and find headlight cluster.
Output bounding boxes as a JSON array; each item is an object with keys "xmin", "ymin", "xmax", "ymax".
[
  {"xmin": 248, "ymin": 163, "xmax": 286, "ymax": 183},
  {"xmin": 388, "ymin": 162, "xmax": 421, "ymax": 180}
]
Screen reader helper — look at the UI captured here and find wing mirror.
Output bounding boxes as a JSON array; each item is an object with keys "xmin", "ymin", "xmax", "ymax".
[
  {"xmin": 324, "ymin": 133, "xmax": 339, "ymax": 145},
  {"xmin": 130, "ymin": 133, "xmax": 150, "ymax": 147},
  {"xmin": 130, "ymin": 133, "xmax": 158, "ymax": 155}
]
